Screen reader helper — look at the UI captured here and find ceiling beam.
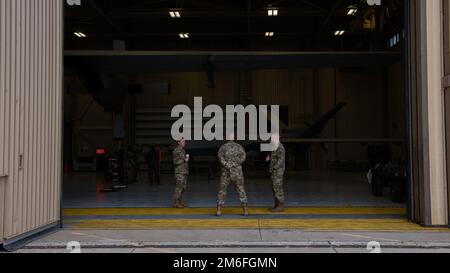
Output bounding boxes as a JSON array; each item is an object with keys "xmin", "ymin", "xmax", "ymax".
[
  {"xmin": 320, "ymin": 0, "xmax": 345, "ymax": 33},
  {"xmin": 179, "ymin": 0, "xmax": 233, "ymax": 9},
  {"xmin": 297, "ymin": 0, "xmax": 328, "ymax": 12},
  {"xmin": 86, "ymin": 0, "xmax": 122, "ymax": 32}
]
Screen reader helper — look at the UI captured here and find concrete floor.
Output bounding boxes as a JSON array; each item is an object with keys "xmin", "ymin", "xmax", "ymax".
[
  {"xmin": 15, "ymin": 229, "xmax": 450, "ymax": 253},
  {"xmin": 15, "ymin": 248, "xmax": 450, "ymax": 253},
  {"xmin": 63, "ymin": 170, "xmax": 399, "ymax": 208},
  {"xmin": 10, "ymin": 164, "xmax": 434, "ymax": 254}
]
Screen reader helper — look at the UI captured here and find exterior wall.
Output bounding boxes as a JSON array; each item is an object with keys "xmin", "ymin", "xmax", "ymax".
[
  {"xmin": 0, "ymin": 175, "xmax": 5, "ymax": 242},
  {"xmin": 0, "ymin": 0, "xmax": 63, "ymax": 243},
  {"xmin": 408, "ymin": 0, "xmax": 449, "ymax": 226},
  {"xmin": 443, "ymin": 0, "xmax": 450, "ymax": 226},
  {"xmin": 423, "ymin": 0, "xmax": 448, "ymax": 227}
]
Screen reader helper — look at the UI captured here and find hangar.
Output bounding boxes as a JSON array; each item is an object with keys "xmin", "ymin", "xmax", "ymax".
[{"xmin": 0, "ymin": 0, "xmax": 449, "ymax": 248}]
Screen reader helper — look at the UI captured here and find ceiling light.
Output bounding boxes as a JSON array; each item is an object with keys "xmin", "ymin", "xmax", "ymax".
[
  {"xmin": 179, "ymin": 33, "xmax": 190, "ymax": 39},
  {"xmin": 334, "ymin": 30, "xmax": 345, "ymax": 36},
  {"xmin": 170, "ymin": 11, "xmax": 181, "ymax": 18},
  {"xmin": 268, "ymin": 9, "xmax": 278, "ymax": 16},
  {"xmin": 74, "ymin": 32, "xmax": 86, "ymax": 38},
  {"xmin": 265, "ymin": 32, "xmax": 274, "ymax": 37},
  {"xmin": 347, "ymin": 8, "xmax": 358, "ymax": 16}
]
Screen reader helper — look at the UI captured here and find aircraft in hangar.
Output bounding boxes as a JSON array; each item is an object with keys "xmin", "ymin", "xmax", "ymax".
[{"xmin": 65, "ymin": 51, "xmax": 404, "ymax": 173}]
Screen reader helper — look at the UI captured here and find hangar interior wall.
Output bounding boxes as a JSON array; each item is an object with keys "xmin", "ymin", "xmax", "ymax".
[
  {"xmin": 67, "ymin": 63, "xmax": 405, "ymax": 170},
  {"xmin": 0, "ymin": 0, "xmax": 63, "ymax": 243}
]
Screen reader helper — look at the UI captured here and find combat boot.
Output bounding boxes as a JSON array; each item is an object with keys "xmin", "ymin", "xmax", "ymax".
[
  {"xmin": 174, "ymin": 199, "xmax": 185, "ymax": 209},
  {"xmin": 271, "ymin": 203, "xmax": 285, "ymax": 213},
  {"xmin": 216, "ymin": 205, "xmax": 223, "ymax": 217},
  {"xmin": 242, "ymin": 204, "xmax": 249, "ymax": 217}
]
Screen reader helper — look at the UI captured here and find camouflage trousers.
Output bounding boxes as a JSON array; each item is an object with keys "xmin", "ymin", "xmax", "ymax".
[
  {"xmin": 174, "ymin": 173, "xmax": 188, "ymax": 201},
  {"xmin": 271, "ymin": 169, "xmax": 285, "ymax": 204},
  {"xmin": 217, "ymin": 167, "xmax": 248, "ymax": 206}
]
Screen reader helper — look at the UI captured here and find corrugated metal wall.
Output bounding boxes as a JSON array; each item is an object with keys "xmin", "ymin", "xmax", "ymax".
[
  {"xmin": 0, "ymin": 0, "xmax": 63, "ymax": 243},
  {"xmin": 444, "ymin": 0, "xmax": 450, "ymax": 226},
  {"xmin": 407, "ymin": 0, "xmax": 449, "ymax": 226}
]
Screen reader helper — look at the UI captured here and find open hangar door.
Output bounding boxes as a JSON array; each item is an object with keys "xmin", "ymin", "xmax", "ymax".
[
  {"xmin": 0, "ymin": 0, "xmax": 63, "ymax": 250},
  {"xmin": 407, "ymin": 0, "xmax": 449, "ymax": 227},
  {"xmin": 61, "ymin": 0, "xmax": 411, "ymax": 228}
]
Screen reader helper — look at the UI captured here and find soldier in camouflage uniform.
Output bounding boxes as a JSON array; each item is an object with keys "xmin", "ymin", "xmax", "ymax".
[
  {"xmin": 216, "ymin": 134, "xmax": 249, "ymax": 217},
  {"xmin": 173, "ymin": 138, "xmax": 189, "ymax": 208},
  {"xmin": 266, "ymin": 134, "xmax": 286, "ymax": 212}
]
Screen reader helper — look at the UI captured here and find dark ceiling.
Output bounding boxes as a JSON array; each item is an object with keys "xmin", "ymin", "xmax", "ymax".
[{"xmin": 64, "ymin": 0, "xmax": 404, "ymax": 51}]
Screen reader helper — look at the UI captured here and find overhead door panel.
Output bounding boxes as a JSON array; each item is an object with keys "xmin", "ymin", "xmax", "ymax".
[{"xmin": 0, "ymin": 0, "xmax": 63, "ymax": 247}]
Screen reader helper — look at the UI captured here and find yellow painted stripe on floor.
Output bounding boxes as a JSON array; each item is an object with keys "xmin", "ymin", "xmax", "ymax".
[
  {"xmin": 259, "ymin": 219, "xmax": 446, "ymax": 231},
  {"xmin": 63, "ymin": 207, "xmax": 407, "ymax": 217},
  {"xmin": 70, "ymin": 219, "xmax": 260, "ymax": 230},
  {"xmin": 67, "ymin": 218, "xmax": 449, "ymax": 232}
]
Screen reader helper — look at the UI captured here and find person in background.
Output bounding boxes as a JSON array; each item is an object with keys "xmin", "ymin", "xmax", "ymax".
[
  {"xmin": 146, "ymin": 145, "xmax": 161, "ymax": 186},
  {"xmin": 266, "ymin": 133, "xmax": 286, "ymax": 213},
  {"xmin": 173, "ymin": 138, "xmax": 190, "ymax": 209},
  {"xmin": 125, "ymin": 145, "xmax": 139, "ymax": 184}
]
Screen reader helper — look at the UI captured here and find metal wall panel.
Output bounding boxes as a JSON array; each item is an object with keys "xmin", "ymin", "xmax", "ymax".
[
  {"xmin": 443, "ymin": 0, "xmax": 450, "ymax": 226},
  {"xmin": 407, "ymin": 0, "xmax": 426, "ymax": 226},
  {"xmin": 407, "ymin": 0, "xmax": 449, "ymax": 226},
  {"xmin": 0, "ymin": 177, "xmax": 5, "ymax": 243},
  {"xmin": 0, "ymin": 0, "xmax": 63, "ymax": 242}
]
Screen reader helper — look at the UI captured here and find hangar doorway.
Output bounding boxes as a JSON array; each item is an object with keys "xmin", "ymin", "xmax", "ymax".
[{"xmin": 62, "ymin": 0, "xmax": 408, "ymax": 223}]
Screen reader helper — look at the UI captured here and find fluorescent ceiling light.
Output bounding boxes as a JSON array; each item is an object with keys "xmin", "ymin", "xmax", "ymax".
[
  {"xmin": 170, "ymin": 11, "xmax": 181, "ymax": 18},
  {"xmin": 268, "ymin": 9, "xmax": 278, "ymax": 16},
  {"xmin": 179, "ymin": 33, "xmax": 189, "ymax": 39},
  {"xmin": 334, "ymin": 30, "xmax": 345, "ymax": 36},
  {"xmin": 347, "ymin": 8, "xmax": 357, "ymax": 16},
  {"xmin": 74, "ymin": 32, "xmax": 86, "ymax": 38}
]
